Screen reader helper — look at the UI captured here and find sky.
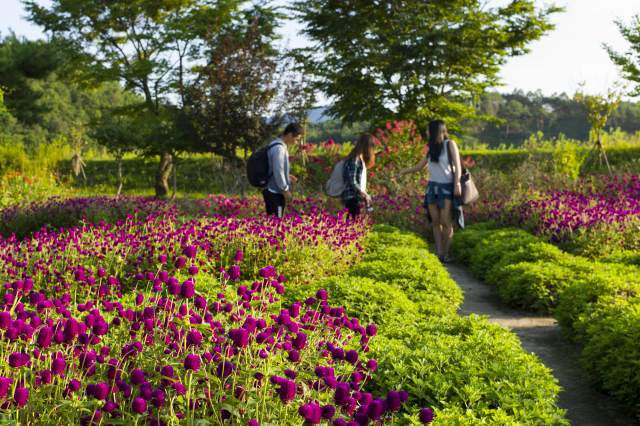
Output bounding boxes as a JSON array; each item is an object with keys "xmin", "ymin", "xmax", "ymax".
[{"xmin": 1, "ymin": 0, "xmax": 639, "ymax": 101}]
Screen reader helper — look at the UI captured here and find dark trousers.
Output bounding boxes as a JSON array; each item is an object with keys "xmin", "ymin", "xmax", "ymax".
[
  {"xmin": 262, "ymin": 189, "xmax": 286, "ymax": 218},
  {"xmin": 345, "ymin": 198, "xmax": 361, "ymax": 219}
]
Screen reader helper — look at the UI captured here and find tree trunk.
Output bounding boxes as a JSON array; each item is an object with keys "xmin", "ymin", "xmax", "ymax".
[
  {"xmin": 155, "ymin": 152, "xmax": 173, "ymax": 198},
  {"xmin": 116, "ymin": 154, "xmax": 123, "ymax": 200},
  {"xmin": 170, "ymin": 155, "xmax": 177, "ymax": 202}
]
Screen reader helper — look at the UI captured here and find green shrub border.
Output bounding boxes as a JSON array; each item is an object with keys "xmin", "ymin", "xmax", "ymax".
[
  {"xmin": 452, "ymin": 225, "xmax": 640, "ymax": 416},
  {"xmin": 283, "ymin": 225, "xmax": 567, "ymax": 425}
]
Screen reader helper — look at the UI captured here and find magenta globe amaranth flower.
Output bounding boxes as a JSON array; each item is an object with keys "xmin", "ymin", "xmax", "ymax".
[
  {"xmin": 132, "ymin": 398, "xmax": 147, "ymax": 415},
  {"xmin": 367, "ymin": 400, "xmax": 385, "ymax": 421},
  {"xmin": 0, "ymin": 377, "xmax": 12, "ymax": 400},
  {"xmin": 36, "ymin": 327, "xmax": 52, "ymax": 349},
  {"xmin": 94, "ymin": 383, "xmax": 109, "ymax": 400},
  {"xmin": 366, "ymin": 359, "xmax": 377, "ymax": 371},
  {"xmin": 186, "ymin": 330, "xmax": 202, "ymax": 347},
  {"xmin": 184, "ymin": 354, "xmax": 200, "ymax": 372},
  {"xmin": 183, "ymin": 245, "xmax": 197, "ymax": 258},
  {"xmin": 8, "ymin": 352, "xmax": 25, "ymax": 368},
  {"xmin": 13, "ymin": 387, "xmax": 28, "ymax": 407},
  {"xmin": 321, "ymin": 404, "xmax": 336, "ymax": 420},
  {"xmin": 180, "ymin": 280, "xmax": 195, "ymax": 298},
  {"xmin": 52, "ymin": 358, "xmax": 66, "ymax": 376},
  {"xmin": 174, "ymin": 257, "xmax": 187, "ymax": 269},
  {"xmin": 3, "ymin": 293, "xmax": 14, "ymax": 305},
  {"xmin": 419, "ymin": 408, "xmax": 434, "ymax": 424},
  {"xmin": 233, "ymin": 328, "xmax": 249, "ymax": 348},
  {"xmin": 131, "ymin": 369, "xmax": 145, "ymax": 385},
  {"xmin": 278, "ymin": 379, "xmax": 297, "ymax": 404},
  {"xmin": 229, "ymin": 265, "xmax": 241, "ymax": 281},
  {"xmin": 93, "ymin": 322, "xmax": 108, "ymax": 336},
  {"xmin": 188, "ymin": 266, "xmax": 199, "ymax": 275},
  {"xmin": 354, "ymin": 413, "xmax": 369, "ymax": 425},
  {"xmin": 345, "ymin": 350, "xmax": 358, "ymax": 364},
  {"xmin": 216, "ymin": 361, "xmax": 233, "ymax": 378},
  {"xmin": 334, "ymin": 385, "xmax": 350, "ymax": 406},
  {"xmin": 365, "ymin": 324, "xmax": 377, "ymax": 336},
  {"xmin": 386, "ymin": 391, "xmax": 400, "ymax": 412}
]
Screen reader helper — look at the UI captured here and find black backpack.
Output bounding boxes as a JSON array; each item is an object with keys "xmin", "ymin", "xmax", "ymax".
[{"xmin": 246, "ymin": 141, "xmax": 285, "ymax": 188}]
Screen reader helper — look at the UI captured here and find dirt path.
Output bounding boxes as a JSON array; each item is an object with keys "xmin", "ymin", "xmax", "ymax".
[{"xmin": 443, "ymin": 261, "xmax": 638, "ymax": 426}]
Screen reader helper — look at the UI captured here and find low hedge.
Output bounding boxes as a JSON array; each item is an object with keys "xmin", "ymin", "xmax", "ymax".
[
  {"xmin": 370, "ymin": 318, "xmax": 567, "ymax": 426},
  {"xmin": 461, "ymin": 144, "xmax": 640, "ymax": 174},
  {"xmin": 284, "ymin": 226, "xmax": 568, "ymax": 425},
  {"xmin": 453, "ymin": 224, "xmax": 640, "ymax": 415}
]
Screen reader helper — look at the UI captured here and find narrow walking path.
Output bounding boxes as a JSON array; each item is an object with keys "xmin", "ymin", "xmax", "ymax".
[{"xmin": 442, "ymin": 261, "xmax": 638, "ymax": 426}]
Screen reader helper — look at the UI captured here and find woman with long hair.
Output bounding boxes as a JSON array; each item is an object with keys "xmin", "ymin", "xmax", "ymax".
[
  {"xmin": 391, "ymin": 120, "xmax": 464, "ymax": 262},
  {"xmin": 341, "ymin": 133, "xmax": 376, "ymax": 218}
]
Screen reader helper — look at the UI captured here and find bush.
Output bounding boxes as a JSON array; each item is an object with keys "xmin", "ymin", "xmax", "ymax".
[
  {"xmin": 368, "ymin": 316, "xmax": 568, "ymax": 425},
  {"xmin": 601, "ymin": 250, "xmax": 640, "ymax": 266},
  {"xmin": 555, "ymin": 267, "xmax": 640, "ymax": 334},
  {"xmin": 578, "ymin": 301, "xmax": 640, "ymax": 411},
  {"xmin": 449, "ymin": 224, "xmax": 500, "ymax": 264},
  {"xmin": 352, "ymin": 259, "xmax": 461, "ymax": 310},
  {"xmin": 283, "ymin": 276, "xmax": 422, "ymax": 333},
  {"xmin": 455, "ymin": 226, "xmax": 640, "ymax": 415},
  {"xmin": 467, "ymin": 229, "xmax": 539, "ymax": 279},
  {"xmin": 491, "ymin": 261, "xmax": 575, "ymax": 313},
  {"xmin": 290, "ymin": 227, "xmax": 567, "ymax": 425},
  {"xmin": 365, "ymin": 228, "xmax": 428, "ymax": 252}
]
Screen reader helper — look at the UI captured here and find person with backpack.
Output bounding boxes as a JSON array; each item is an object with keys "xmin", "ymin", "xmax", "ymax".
[
  {"xmin": 262, "ymin": 123, "xmax": 304, "ymax": 218},
  {"xmin": 391, "ymin": 120, "xmax": 464, "ymax": 263},
  {"xmin": 341, "ymin": 133, "xmax": 376, "ymax": 219}
]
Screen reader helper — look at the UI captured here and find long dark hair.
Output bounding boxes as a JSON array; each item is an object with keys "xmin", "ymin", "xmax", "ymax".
[
  {"xmin": 426, "ymin": 120, "xmax": 450, "ymax": 163},
  {"xmin": 344, "ymin": 133, "xmax": 376, "ymax": 169}
]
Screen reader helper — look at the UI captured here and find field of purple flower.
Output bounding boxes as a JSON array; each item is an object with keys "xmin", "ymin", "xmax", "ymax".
[
  {"xmin": 0, "ymin": 191, "xmax": 573, "ymax": 425},
  {"xmin": 0, "ymin": 197, "xmax": 450, "ymax": 425}
]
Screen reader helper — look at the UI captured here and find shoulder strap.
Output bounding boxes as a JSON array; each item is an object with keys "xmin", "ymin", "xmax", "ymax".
[
  {"xmin": 268, "ymin": 140, "xmax": 286, "ymax": 151},
  {"xmin": 445, "ymin": 140, "xmax": 455, "ymax": 173}
]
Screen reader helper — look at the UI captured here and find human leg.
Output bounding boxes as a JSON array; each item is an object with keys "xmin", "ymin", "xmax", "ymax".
[
  {"xmin": 440, "ymin": 199, "xmax": 454, "ymax": 260},
  {"xmin": 427, "ymin": 203, "xmax": 443, "ymax": 258},
  {"xmin": 262, "ymin": 189, "xmax": 273, "ymax": 216},
  {"xmin": 263, "ymin": 190, "xmax": 286, "ymax": 218},
  {"xmin": 345, "ymin": 198, "xmax": 361, "ymax": 219}
]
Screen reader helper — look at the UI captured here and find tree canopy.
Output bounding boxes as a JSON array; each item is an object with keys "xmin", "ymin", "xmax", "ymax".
[
  {"xmin": 0, "ymin": 33, "xmax": 62, "ymax": 126},
  {"xmin": 606, "ymin": 15, "xmax": 640, "ymax": 98},
  {"xmin": 292, "ymin": 0, "xmax": 564, "ymax": 137}
]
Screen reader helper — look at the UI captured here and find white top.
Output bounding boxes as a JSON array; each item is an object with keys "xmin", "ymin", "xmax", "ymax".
[
  {"xmin": 428, "ymin": 141, "xmax": 454, "ymax": 183},
  {"xmin": 360, "ymin": 159, "xmax": 367, "ymax": 193}
]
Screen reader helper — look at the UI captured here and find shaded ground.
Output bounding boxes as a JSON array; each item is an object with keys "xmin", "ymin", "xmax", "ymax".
[{"xmin": 443, "ymin": 260, "xmax": 638, "ymax": 426}]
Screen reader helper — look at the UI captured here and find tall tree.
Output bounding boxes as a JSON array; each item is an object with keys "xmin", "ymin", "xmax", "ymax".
[
  {"xmin": 0, "ymin": 33, "xmax": 62, "ymax": 126},
  {"xmin": 23, "ymin": 0, "xmax": 242, "ymax": 197},
  {"xmin": 90, "ymin": 113, "xmax": 145, "ymax": 199},
  {"xmin": 178, "ymin": 18, "xmax": 314, "ymax": 160},
  {"xmin": 292, "ymin": 0, "xmax": 563, "ymax": 138},
  {"xmin": 606, "ymin": 15, "xmax": 640, "ymax": 98}
]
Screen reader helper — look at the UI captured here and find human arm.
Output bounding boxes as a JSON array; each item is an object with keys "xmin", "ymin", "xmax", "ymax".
[
  {"xmin": 345, "ymin": 158, "xmax": 364, "ymax": 194},
  {"xmin": 270, "ymin": 145, "xmax": 290, "ymax": 193},
  {"xmin": 390, "ymin": 154, "xmax": 429, "ymax": 181},
  {"xmin": 449, "ymin": 140, "xmax": 462, "ymax": 196}
]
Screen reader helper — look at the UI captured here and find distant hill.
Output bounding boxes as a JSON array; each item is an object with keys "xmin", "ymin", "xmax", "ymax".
[
  {"xmin": 307, "ymin": 107, "xmax": 332, "ymax": 123},
  {"xmin": 304, "ymin": 91, "xmax": 640, "ymax": 148}
]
